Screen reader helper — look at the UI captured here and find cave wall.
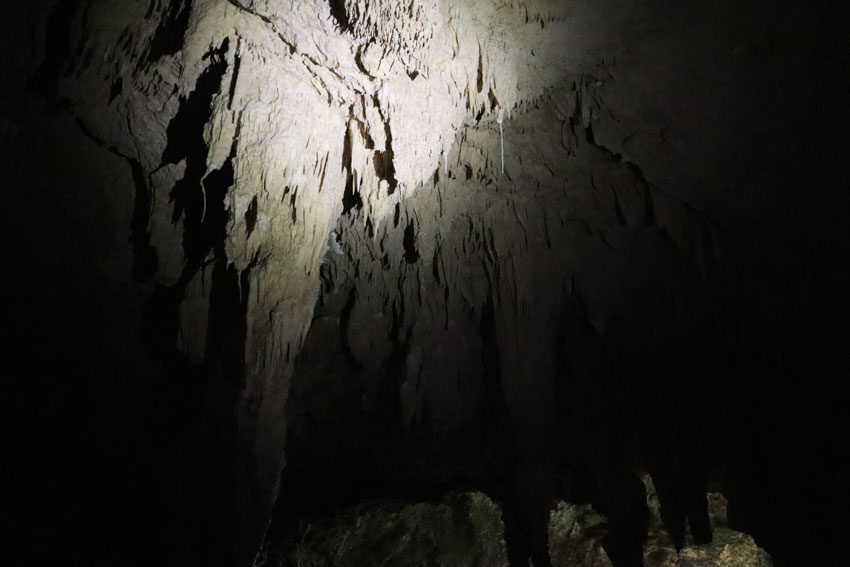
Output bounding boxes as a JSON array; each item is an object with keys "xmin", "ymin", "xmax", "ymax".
[
  {"xmin": 285, "ymin": 75, "xmax": 721, "ymax": 475},
  {"xmin": 2, "ymin": 1, "xmax": 849, "ymax": 566},
  {"xmin": 274, "ymin": 77, "xmax": 728, "ymax": 565}
]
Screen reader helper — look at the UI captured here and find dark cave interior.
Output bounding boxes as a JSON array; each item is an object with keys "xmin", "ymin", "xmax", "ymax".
[{"xmin": 2, "ymin": 1, "xmax": 850, "ymax": 566}]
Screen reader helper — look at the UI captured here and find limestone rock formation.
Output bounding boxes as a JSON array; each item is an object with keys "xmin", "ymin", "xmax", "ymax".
[
  {"xmin": 271, "ymin": 477, "xmax": 773, "ymax": 567},
  {"xmin": 3, "ymin": 1, "xmax": 849, "ymax": 566}
]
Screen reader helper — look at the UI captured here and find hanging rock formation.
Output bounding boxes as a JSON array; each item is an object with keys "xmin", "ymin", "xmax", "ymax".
[{"xmin": 2, "ymin": 1, "xmax": 849, "ymax": 566}]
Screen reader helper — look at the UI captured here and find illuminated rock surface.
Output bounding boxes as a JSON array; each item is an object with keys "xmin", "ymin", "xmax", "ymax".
[
  {"xmin": 2, "ymin": 1, "xmax": 848, "ymax": 566},
  {"xmin": 271, "ymin": 478, "xmax": 772, "ymax": 567}
]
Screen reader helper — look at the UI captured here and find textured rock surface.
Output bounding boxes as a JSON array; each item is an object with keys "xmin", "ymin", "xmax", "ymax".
[
  {"xmin": 8, "ymin": 2, "xmax": 599, "ymax": 562},
  {"xmin": 2, "ymin": 1, "xmax": 849, "ymax": 566},
  {"xmin": 273, "ymin": 478, "xmax": 772, "ymax": 567}
]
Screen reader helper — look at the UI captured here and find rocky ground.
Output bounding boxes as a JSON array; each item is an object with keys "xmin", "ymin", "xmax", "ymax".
[{"xmin": 274, "ymin": 477, "xmax": 772, "ymax": 567}]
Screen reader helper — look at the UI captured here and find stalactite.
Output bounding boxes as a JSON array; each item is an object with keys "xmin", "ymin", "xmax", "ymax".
[
  {"xmin": 499, "ymin": 118, "xmax": 505, "ymax": 175},
  {"xmin": 10, "ymin": 1, "xmax": 848, "ymax": 566}
]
